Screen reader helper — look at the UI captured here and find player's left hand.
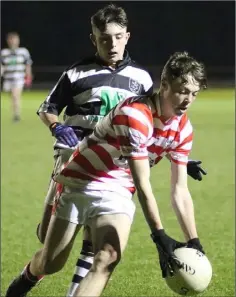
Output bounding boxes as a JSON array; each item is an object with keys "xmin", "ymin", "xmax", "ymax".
[
  {"xmin": 187, "ymin": 160, "xmax": 207, "ymax": 181},
  {"xmin": 24, "ymin": 75, "xmax": 33, "ymax": 87},
  {"xmin": 187, "ymin": 238, "xmax": 205, "ymax": 254},
  {"xmin": 50, "ymin": 123, "xmax": 79, "ymax": 147}
]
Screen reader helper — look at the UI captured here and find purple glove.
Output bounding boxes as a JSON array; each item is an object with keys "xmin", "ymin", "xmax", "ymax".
[{"xmin": 49, "ymin": 122, "xmax": 79, "ymax": 147}]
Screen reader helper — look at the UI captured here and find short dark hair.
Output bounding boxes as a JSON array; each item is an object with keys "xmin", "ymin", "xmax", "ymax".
[
  {"xmin": 91, "ymin": 3, "xmax": 128, "ymax": 32},
  {"xmin": 161, "ymin": 51, "xmax": 207, "ymax": 89},
  {"xmin": 7, "ymin": 31, "xmax": 19, "ymax": 38}
]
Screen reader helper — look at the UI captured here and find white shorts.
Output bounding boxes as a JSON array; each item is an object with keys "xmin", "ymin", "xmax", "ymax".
[
  {"xmin": 52, "ymin": 187, "xmax": 136, "ymax": 226},
  {"xmin": 2, "ymin": 80, "xmax": 24, "ymax": 92},
  {"xmin": 45, "ymin": 149, "xmax": 74, "ymax": 205}
]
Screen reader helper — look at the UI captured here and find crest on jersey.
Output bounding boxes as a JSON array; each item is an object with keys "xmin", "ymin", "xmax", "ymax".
[{"xmin": 129, "ymin": 78, "xmax": 141, "ymax": 94}]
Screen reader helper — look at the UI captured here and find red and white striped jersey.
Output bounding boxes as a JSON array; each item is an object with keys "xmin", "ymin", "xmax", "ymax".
[{"xmin": 55, "ymin": 96, "xmax": 193, "ymax": 198}]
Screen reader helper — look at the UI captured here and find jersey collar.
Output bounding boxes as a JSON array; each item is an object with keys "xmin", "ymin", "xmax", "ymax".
[
  {"xmin": 95, "ymin": 50, "xmax": 131, "ymax": 70},
  {"xmin": 154, "ymin": 93, "xmax": 178, "ymax": 125}
]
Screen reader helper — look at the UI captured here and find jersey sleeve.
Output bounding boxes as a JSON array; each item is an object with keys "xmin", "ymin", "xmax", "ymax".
[
  {"xmin": 1, "ymin": 49, "xmax": 6, "ymax": 65},
  {"xmin": 142, "ymin": 71, "xmax": 153, "ymax": 96},
  {"xmin": 37, "ymin": 71, "xmax": 73, "ymax": 116},
  {"xmin": 169, "ymin": 119, "xmax": 193, "ymax": 165},
  {"xmin": 112, "ymin": 102, "xmax": 153, "ymax": 159},
  {"xmin": 24, "ymin": 48, "xmax": 33, "ymax": 65}
]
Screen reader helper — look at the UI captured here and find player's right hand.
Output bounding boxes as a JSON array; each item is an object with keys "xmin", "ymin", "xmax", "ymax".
[
  {"xmin": 151, "ymin": 229, "xmax": 186, "ymax": 278},
  {"xmin": 50, "ymin": 122, "xmax": 79, "ymax": 147}
]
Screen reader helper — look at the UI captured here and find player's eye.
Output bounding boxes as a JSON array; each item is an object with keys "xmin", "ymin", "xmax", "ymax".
[
  {"xmin": 100, "ymin": 38, "xmax": 107, "ymax": 42},
  {"xmin": 99, "ymin": 36, "xmax": 110, "ymax": 42}
]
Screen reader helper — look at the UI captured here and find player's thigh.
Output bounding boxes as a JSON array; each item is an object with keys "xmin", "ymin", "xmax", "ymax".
[
  {"xmin": 44, "ymin": 149, "xmax": 73, "ymax": 206},
  {"xmin": 87, "ymin": 190, "xmax": 135, "ymax": 256},
  {"xmin": 43, "ymin": 189, "xmax": 94, "ymax": 268},
  {"xmin": 11, "ymin": 85, "xmax": 23, "ymax": 99},
  {"xmin": 2, "ymin": 81, "xmax": 11, "ymax": 92},
  {"xmin": 42, "ymin": 214, "xmax": 82, "ymax": 264},
  {"xmin": 89, "ymin": 213, "xmax": 132, "ymax": 257},
  {"xmin": 39, "ymin": 149, "xmax": 74, "ymax": 241},
  {"xmin": 83, "ymin": 225, "xmax": 92, "ymax": 242},
  {"xmin": 37, "ymin": 203, "xmax": 53, "ymax": 243},
  {"xmin": 44, "ymin": 178, "xmax": 58, "ymax": 206}
]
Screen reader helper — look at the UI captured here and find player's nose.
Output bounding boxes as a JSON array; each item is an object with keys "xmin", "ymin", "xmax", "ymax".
[
  {"xmin": 185, "ymin": 94, "xmax": 193, "ymax": 103},
  {"xmin": 110, "ymin": 37, "xmax": 117, "ymax": 48}
]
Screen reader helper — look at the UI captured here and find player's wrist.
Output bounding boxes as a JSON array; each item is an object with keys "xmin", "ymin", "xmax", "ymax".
[
  {"xmin": 49, "ymin": 122, "xmax": 61, "ymax": 135},
  {"xmin": 187, "ymin": 238, "xmax": 200, "ymax": 244},
  {"xmin": 187, "ymin": 237, "xmax": 205, "ymax": 254},
  {"xmin": 150, "ymin": 229, "xmax": 165, "ymax": 242}
]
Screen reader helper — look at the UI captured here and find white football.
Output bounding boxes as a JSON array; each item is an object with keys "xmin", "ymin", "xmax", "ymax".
[{"xmin": 165, "ymin": 247, "xmax": 212, "ymax": 295}]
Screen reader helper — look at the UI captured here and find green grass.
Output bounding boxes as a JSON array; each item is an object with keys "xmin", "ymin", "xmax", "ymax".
[{"xmin": 1, "ymin": 89, "xmax": 235, "ymax": 296}]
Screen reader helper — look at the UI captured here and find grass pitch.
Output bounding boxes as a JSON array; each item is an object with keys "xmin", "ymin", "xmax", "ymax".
[{"xmin": 1, "ymin": 88, "xmax": 235, "ymax": 296}]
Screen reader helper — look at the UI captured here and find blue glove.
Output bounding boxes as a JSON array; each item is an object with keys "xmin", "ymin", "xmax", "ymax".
[
  {"xmin": 187, "ymin": 160, "xmax": 207, "ymax": 181},
  {"xmin": 49, "ymin": 122, "xmax": 79, "ymax": 147}
]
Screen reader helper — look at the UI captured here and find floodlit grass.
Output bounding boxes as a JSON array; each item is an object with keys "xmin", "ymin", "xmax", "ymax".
[{"xmin": 1, "ymin": 89, "xmax": 235, "ymax": 296}]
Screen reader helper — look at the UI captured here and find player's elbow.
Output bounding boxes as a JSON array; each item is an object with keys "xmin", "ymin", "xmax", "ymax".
[{"xmin": 38, "ymin": 112, "xmax": 48, "ymax": 123}]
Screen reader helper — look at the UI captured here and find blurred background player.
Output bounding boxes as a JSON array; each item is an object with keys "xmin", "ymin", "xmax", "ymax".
[
  {"xmin": 5, "ymin": 51, "xmax": 207, "ymax": 297},
  {"xmin": 1, "ymin": 32, "xmax": 33, "ymax": 122}
]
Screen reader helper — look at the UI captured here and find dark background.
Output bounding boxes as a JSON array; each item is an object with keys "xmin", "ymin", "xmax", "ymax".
[{"xmin": 1, "ymin": 1, "xmax": 235, "ymax": 86}]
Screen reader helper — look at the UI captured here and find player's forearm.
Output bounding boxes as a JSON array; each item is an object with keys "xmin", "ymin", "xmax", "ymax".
[
  {"xmin": 25, "ymin": 64, "xmax": 32, "ymax": 77},
  {"xmin": 171, "ymin": 186, "xmax": 198, "ymax": 240},
  {"xmin": 128, "ymin": 158, "xmax": 163, "ymax": 232},
  {"xmin": 136, "ymin": 182, "xmax": 163, "ymax": 232},
  {"xmin": 38, "ymin": 112, "xmax": 59, "ymax": 127}
]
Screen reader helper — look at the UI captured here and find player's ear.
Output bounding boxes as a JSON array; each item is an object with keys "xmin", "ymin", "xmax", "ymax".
[
  {"xmin": 161, "ymin": 79, "xmax": 168, "ymax": 91},
  {"xmin": 125, "ymin": 32, "xmax": 130, "ymax": 44},
  {"xmin": 90, "ymin": 33, "xmax": 96, "ymax": 47}
]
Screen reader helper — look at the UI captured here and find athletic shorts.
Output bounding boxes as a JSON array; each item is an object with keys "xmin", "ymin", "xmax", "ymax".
[
  {"xmin": 2, "ymin": 80, "xmax": 25, "ymax": 92},
  {"xmin": 44, "ymin": 148, "xmax": 74, "ymax": 205},
  {"xmin": 52, "ymin": 187, "xmax": 136, "ymax": 226}
]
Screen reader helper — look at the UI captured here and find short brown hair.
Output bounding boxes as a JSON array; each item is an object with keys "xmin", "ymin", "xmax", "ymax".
[
  {"xmin": 91, "ymin": 3, "xmax": 128, "ymax": 32},
  {"xmin": 6, "ymin": 31, "xmax": 19, "ymax": 38},
  {"xmin": 161, "ymin": 51, "xmax": 207, "ymax": 89}
]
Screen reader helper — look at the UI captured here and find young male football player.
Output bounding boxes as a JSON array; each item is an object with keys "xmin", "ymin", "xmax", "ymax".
[
  {"xmin": 34, "ymin": 4, "xmax": 206, "ymax": 296},
  {"xmin": 36, "ymin": 4, "xmax": 153, "ymax": 296},
  {"xmin": 6, "ymin": 51, "xmax": 207, "ymax": 297},
  {"xmin": 1, "ymin": 32, "xmax": 33, "ymax": 121}
]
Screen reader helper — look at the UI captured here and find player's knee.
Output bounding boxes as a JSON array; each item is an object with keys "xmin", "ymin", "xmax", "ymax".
[
  {"xmin": 42, "ymin": 258, "xmax": 65, "ymax": 275},
  {"xmin": 92, "ymin": 244, "xmax": 120, "ymax": 273},
  {"xmin": 11, "ymin": 94, "xmax": 19, "ymax": 102}
]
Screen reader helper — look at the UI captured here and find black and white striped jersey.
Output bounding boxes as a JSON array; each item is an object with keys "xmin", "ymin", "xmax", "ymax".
[
  {"xmin": 37, "ymin": 51, "xmax": 153, "ymax": 149},
  {"xmin": 1, "ymin": 47, "xmax": 32, "ymax": 83}
]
